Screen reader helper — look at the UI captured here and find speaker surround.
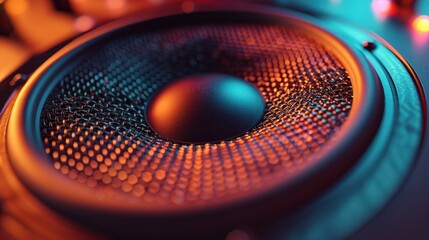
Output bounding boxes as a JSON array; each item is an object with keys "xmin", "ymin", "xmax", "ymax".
[{"xmin": 0, "ymin": 2, "xmax": 424, "ymax": 239}]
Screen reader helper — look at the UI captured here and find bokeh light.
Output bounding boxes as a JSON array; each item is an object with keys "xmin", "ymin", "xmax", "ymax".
[
  {"xmin": 5, "ymin": 0, "xmax": 29, "ymax": 16},
  {"xmin": 413, "ymin": 15, "xmax": 429, "ymax": 33},
  {"xmin": 371, "ymin": 0, "xmax": 395, "ymax": 19},
  {"xmin": 74, "ymin": 15, "xmax": 96, "ymax": 32}
]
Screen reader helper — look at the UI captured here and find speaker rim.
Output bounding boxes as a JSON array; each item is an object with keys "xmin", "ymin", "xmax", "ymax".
[
  {"xmin": 259, "ymin": 14, "xmax": 425, "ymax": 239},
  {"xmin": 5, "ymin": 2, "xmax": 382, "ymax": 218}
]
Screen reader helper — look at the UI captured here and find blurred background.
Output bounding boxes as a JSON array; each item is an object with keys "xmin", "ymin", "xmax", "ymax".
[{"xmin": 1, "ymin": 0, "xmax": 429, "ymax": 82}]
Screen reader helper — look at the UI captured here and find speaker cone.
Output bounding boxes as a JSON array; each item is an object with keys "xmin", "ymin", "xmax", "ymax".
[{"xmin": 0, "ymin": 2, "xmax": 424, "ymax": 239}]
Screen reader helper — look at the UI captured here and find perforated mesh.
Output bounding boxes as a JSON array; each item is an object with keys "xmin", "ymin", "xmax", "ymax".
[{"xmin": 40, "ymin": 20, "xmax": 352, "ymax": 206}]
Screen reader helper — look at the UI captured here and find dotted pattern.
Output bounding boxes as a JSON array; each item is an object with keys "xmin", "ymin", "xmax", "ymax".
[{"xmin": 40, "ymin": 22, "xmax": 352, "ymax": 206}]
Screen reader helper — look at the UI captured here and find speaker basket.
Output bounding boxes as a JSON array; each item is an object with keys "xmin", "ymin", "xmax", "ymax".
[{"xmin": 1, "ymin": 3, "xmax": 423, "ymax": 239}]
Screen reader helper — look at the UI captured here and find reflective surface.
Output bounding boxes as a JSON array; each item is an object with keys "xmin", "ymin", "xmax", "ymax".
[
  {"xmin": 1, "ymin": 0, "xmax": 429, "ymax": 239},
  {"xmin": 2, "ymin": 5, "xmax": 386, "ymax": 239},
  {"xmin": 146, "ymin": 74, "xmax": 265, "ymax": 143},
  {"xmin": 274, "ymin": 1, "xmax": 429, "ymax": 239}
]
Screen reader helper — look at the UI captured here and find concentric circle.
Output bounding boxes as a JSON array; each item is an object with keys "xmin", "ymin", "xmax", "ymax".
[
  {"xmin": 39, "ymin": 18, "xmax": 357, "ymax": 205},
  {"xmin": 5, "ymin": 3, "xmax": 382, "ymax": 236}
]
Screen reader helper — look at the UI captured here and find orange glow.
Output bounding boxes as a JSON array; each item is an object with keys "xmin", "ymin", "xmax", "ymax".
[
  {"xmin": 147, "ymin": 82, "xmax": 185, "ymax": 137},
  {"xmin": 105, "ymin": 0, "xmax": 127, "ymax": 10},
  {"xmin": 413, "ymin": 15, "xmax": 429, "ymax": 33},
  {"xmin": 5, "ymin": 0, "xmax": 29, "ymax": 16},
  {"xmin": 155, "ymin": 170, "xmax": 166, "ymax": 180},
  {"xmin": 0, "ymin": 38, "xmax": 30, "ymax": 80},
  {"xmin": 142, "ymin": 172, "xmax": 153, "ymax": 183},
  {"xmin": 74, "ymin": 15, "xmax": 95, "ymax": 32}
]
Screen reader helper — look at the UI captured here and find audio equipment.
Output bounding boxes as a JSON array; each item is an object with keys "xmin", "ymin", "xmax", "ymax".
[{"xmin": 0, "ymin": 1, "xmax": 427, "ymax": 239}]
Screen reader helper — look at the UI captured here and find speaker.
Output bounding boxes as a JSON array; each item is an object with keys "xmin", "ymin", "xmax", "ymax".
[{"xmin": 0, "ymin": 2, "xmax": 425, "ymax": 239}]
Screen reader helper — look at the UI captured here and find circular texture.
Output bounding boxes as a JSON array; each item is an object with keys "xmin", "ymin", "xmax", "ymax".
[
  {"xmin": 146, "ymin": 74, "xmax": 265, "ymax": 144},
  {"xmin": 38, "ymin": 18, "xmax": 354, "ymax": 206},
  {"xmin": 4, "ymin": 5, "xmax": 422, "ymax": 240}
]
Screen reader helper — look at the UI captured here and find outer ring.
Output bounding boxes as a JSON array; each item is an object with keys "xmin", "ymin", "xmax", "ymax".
[
  {"xmin": 261, "ymin": 15, "xmax": 425, "ymax": 240},
  {"xmin": 5, "ymin": 2, "xmax": 382, "ymax": 234}
]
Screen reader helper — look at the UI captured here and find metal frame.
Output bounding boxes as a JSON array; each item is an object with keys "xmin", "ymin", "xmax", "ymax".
[{"xmin": 0, "ymin": 2, "xmax": 423, "ymax": 239}]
